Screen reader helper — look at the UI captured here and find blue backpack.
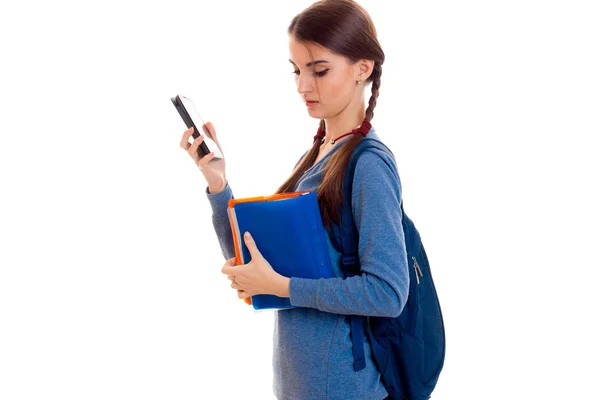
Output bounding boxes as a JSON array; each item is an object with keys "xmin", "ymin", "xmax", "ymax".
[{"xmin": 328, "ymin": 137, "xmax": 446, "ymax": 400}]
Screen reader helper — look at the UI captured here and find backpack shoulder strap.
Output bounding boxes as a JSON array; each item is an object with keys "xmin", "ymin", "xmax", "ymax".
[
  {"xmin": 334, "ymin": 137, "xmax": 402, "ymax": 272},
  {"xmin": 332, "ymin": 137, "xmax": 401, "ymax": 372}
]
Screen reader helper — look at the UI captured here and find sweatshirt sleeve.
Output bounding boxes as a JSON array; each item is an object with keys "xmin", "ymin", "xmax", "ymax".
[
  {"xmin": 205, "ymin": 181, "xmax": 236, "ymax": 261},
  {"xmin": 288, "ymin": 149, "xmax": 410, "ymax": 318}
]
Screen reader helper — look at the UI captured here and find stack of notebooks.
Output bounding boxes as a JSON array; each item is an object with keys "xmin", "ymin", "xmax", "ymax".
[{"xmin": 227, "ymin": 190, "xmax": 334, "ymax": 310}]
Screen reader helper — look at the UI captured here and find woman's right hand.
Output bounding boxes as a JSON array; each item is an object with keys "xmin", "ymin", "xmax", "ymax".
[{"xmin": 180, "ymin": 121, "xmax": 227, "ymax": 193}]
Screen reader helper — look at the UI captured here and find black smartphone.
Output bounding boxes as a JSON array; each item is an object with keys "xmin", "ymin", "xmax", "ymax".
[{"xmin": 171, "ymin": 94, "xmax": 223, "ymax": 159}]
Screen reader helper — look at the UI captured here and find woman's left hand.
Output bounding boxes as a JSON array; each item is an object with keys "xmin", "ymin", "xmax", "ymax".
[{"xmin": 221, "ymin": 232, "xmax": 291, "ymax": 300}]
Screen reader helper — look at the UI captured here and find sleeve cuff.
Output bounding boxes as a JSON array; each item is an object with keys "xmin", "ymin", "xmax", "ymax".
[
  {"xmin": 205, "ymin": 181, "xmax": 233, "ymax": 212},
  {"xmin": 289, "ymin": 277, "xmax": 319, "ymax": 308}
]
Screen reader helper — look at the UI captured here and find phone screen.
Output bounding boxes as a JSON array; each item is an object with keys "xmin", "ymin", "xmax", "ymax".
[{"xmin": 177, "ymin": 95, "xmax": 224, "ymax": 159}]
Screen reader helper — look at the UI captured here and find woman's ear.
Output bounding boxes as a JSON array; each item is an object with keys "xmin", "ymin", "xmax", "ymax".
[{"xmin": 356, "ymin": 59, "xmax": 375, "ymax": 82}]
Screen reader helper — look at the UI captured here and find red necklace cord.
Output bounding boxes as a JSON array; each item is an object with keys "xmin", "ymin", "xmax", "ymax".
[{"xmin": 313, "ymin": 119, "xmax": 371, "ymax": 144}]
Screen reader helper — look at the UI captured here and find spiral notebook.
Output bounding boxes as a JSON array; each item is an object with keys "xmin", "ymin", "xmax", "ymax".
[{"xmin": 227, "ymin": 190, "xmax": 334, "ymax": 310}]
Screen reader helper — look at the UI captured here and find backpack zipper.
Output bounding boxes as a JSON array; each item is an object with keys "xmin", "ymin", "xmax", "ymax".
[{"xmin": 412, "ymin": 256, "xmax": 423, "ymax": 284}]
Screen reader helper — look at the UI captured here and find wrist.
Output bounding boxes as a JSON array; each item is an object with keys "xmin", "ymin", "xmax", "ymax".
[
  {"xmin": 276, "ymin": 276, "xmax": 291, "ymax": 298},
  {"xmin": 208, "ymin": 179, "xmax": 226, "ymax": 194}
]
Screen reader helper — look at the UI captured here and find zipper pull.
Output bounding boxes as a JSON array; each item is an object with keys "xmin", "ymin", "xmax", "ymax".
[
  {"xmin": 414, "ymin": 257, "xmax": 424, "ymax": 277},
  {"xmin": 412, "ymin": 256, "xmax": 421, "ymax": 285}
]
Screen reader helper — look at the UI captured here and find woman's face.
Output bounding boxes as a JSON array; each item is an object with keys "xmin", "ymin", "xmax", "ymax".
[{"xmin": 288, "ymin": 35, "xmax": 361, "ymax": 119}]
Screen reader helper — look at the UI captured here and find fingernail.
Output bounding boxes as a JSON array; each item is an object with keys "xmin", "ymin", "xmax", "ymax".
[{"xmin": 245, "ymin": 232, "xmax": 250, "ymax": 239}]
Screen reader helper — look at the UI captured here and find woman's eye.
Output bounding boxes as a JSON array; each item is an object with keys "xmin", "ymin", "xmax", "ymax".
[{"xmin": 291, "ymin": 69, "xmax": 329, "ymax": 77}]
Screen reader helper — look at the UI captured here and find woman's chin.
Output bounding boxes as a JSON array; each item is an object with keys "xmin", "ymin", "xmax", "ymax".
[{"xmin": 306, "ymin": 109, "xmax": 323, "ymax": 118}]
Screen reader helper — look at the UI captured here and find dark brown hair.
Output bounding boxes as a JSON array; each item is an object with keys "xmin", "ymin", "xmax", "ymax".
[{"xmin": 275, "ymin": 0, "xmax": 385, "ymax": 231}]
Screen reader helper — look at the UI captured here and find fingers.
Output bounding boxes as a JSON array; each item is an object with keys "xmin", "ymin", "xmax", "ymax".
[
  {"xmin": 179, "ymin": 127, "xmax": 208, "ymax": 155},
  {"xmin": 179, "ymin": 127, "xmax": 195, "ymax": 150},
  {"xmin": 179, "ymin": 127, "xmax": 206, "ymax": 161},
  {"xmin": 221, "ymin": 258, "xmax": 237, "ymax": 275},
  {"xmin": 237, "ymin": 289, "xmax": 251, "ymax": 299},
  {"xmin": 188, "ymin": 133, "xmax": 205, "ymax": 158},
  {"xmin": 185, "ymin": 131, "xmax": 218, "ymax": 168},
  {"xmin": 197, "ymin": 151, "xmax": 216, "ymax": 169},
  {"xmin": 180, "ymin": 122, "xmax": 221, "ymax": 156},
  {"xmin": 224, "ymin": 258, "xmax": 242, "ymax": 290}
]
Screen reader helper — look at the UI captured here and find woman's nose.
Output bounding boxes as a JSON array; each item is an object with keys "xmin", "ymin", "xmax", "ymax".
[{"xmin": 296, "ymin": 73, "xmax": 314, "ymax": 94}]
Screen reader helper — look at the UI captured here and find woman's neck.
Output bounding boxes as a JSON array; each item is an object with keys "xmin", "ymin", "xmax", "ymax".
[{"xmin": 323, "ymin": 101, "xmax": 367, "ymax": 142}]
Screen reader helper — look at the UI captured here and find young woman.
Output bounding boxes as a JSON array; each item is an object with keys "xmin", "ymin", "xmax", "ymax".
[{"xmin": 180, "ymin": 1, "xmax": 409, "ymax": 398}]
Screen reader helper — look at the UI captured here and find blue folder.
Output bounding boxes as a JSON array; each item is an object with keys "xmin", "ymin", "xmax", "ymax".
[{"xmin": 228, "ymin": 190, "xmax": 334, "ymax": 310}]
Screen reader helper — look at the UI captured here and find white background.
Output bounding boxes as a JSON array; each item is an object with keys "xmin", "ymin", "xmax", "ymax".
[{"xmin": 1, "ymin": 1, "xmax": 599, "ymax": 399}]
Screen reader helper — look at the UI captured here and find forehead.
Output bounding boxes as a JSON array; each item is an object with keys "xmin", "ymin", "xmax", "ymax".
[{"xmin": 288, "ymin": 35, "xmax": 343, "ymax": 65}]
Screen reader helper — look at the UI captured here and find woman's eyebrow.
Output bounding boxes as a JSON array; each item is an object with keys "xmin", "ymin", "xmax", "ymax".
[{"xmin": 288, "ymin": 59, "xmax": 330, "ymax": 67}]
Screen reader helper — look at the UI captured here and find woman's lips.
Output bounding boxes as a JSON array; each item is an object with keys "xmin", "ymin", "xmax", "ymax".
[{"xmin": 305, "ymin": 100, "xmax": 319, "ymax": 107}]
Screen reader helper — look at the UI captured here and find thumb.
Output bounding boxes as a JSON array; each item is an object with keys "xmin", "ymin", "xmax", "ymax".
[
  {"xmin": 243, "ymin": 232, "xmax": 261, "ymax": 258},
  {"xmin": 203, "ymin": 122, "xmax": 217, "ymax": 141},
  {"xmin": 227, "ymin": 257, "xmax": 236, "ymax": 266}
]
